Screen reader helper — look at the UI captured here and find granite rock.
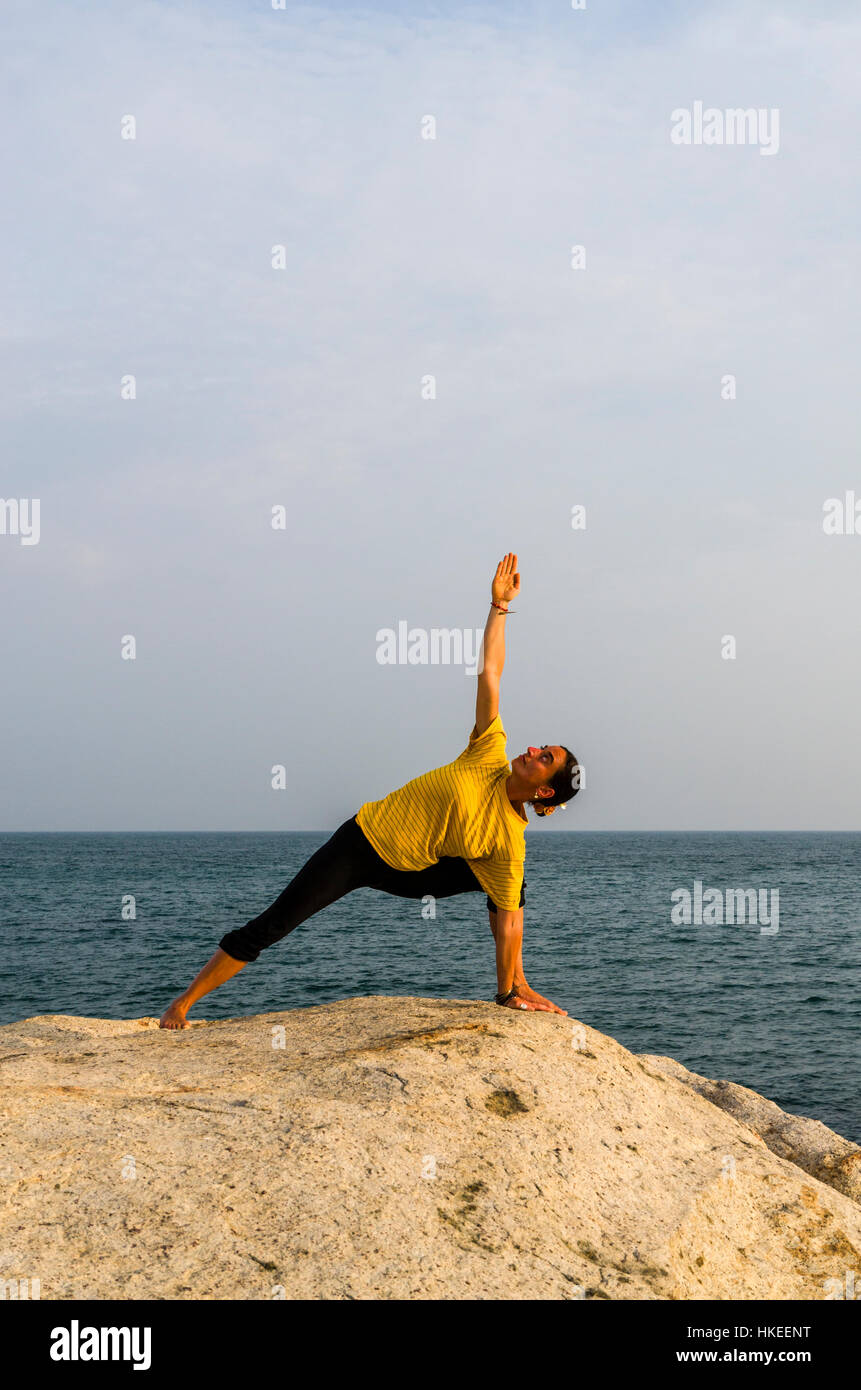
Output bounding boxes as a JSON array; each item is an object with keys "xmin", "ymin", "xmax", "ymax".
[{"xmin": 0, "ymin": 997, "xmax": 858, "ymax": 1300}]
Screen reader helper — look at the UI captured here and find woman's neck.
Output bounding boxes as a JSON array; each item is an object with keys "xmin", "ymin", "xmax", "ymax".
[{"xmin": 505, "ymin": 774, "xmax": 529, "ymax": 817}]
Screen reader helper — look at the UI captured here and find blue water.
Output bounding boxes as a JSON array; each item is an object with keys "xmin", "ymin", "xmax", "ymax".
[{"xmin": 0, "ymin": 831, "xmax": 858, "ymax": 1142}]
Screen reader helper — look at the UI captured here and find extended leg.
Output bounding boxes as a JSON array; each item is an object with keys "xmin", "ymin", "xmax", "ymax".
[
  {"xmin": 159, "ymin": 817, "xmax": 378, "ymax": 1029},
  {"xmin": 368, "ymin": 855, "xmax": 484, "ymax": 902},
  {"xmin": 218, "ymin": 817, "xmax": 377, "ymax": 963},
  {"xmin": 159, "ymin": 947, "xmax": 246, "ymax": 1030}
]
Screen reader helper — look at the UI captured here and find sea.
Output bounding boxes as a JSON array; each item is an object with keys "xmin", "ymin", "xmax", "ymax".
[{"xmin": 1, "ymin": 830, "xmax": 858, "ymax": 1143}]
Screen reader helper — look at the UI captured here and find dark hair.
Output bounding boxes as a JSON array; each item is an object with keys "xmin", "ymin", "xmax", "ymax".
[{"xmin": 532, "ymin": 746, "xmax": 581, "ymax": 817}]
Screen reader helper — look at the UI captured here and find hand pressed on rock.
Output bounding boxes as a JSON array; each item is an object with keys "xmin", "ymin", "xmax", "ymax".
[{"xmin": 505, "ymin": 985, "xmax": 567, "ymax": 1015}]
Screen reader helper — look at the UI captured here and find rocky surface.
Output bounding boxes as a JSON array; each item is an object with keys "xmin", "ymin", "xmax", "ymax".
[
  {"xmin": 0, "ymin": 996, "xmax": 858, "ymax": 1300},
  {"xmin": 639, "ymin": 1054, "xmax": 861, "ymax": 1207}
]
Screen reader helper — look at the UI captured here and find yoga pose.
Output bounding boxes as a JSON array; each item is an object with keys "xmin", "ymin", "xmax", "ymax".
[{"xmin": 159, "ymin": 554, "xmax": 580, "ymax": 1029}]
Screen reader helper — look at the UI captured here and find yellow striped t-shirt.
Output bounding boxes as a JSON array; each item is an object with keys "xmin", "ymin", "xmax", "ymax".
[{"xmin": 355, "ymin": 714, "xmax": 527, "ymax": 911}]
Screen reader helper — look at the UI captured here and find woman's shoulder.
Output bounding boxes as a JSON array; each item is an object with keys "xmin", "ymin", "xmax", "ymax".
[{"xmin": 458, "ymin": 715, "xmax": 508, "ymax": 765}]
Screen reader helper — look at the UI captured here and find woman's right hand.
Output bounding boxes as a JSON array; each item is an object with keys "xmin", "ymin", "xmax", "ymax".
[{"xmin": 492, "ymin": 552, "xmax": 520, "ymax": 606}]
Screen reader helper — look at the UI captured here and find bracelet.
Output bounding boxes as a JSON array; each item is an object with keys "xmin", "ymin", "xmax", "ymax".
[
  {"xmin": 490, "ymin": 601, "xmax": 514, "ymax": 614},
  {"xmin": 494, "ymin": 987, "xmax": 518, "ymax": 1005}
]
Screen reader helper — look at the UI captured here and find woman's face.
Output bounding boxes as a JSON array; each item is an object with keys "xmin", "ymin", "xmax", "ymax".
[{"xmin": 512, "ymin": 745, "xmax": 567, "ymax": 796}]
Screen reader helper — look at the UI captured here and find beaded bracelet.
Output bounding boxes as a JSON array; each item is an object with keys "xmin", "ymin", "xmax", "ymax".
[{"xmin": 490, "ymin": 601, "xmax": 514, "ymax": 613}]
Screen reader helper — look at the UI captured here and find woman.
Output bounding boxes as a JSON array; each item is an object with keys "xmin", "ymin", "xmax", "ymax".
[{"xmin": 159, "ymin": 553, "xmax": 580, "ymax": 1029}]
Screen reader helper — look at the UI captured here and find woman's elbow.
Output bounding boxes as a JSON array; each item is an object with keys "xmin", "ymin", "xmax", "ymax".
[{"xmin": 494, "ymin": 909, "xmax": 521, "ymax": 934}]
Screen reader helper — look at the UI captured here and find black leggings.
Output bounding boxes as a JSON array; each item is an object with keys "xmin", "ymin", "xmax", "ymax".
[{"xmin": 218, "ymin": 815, "xmax": 525, "ymax": 963}]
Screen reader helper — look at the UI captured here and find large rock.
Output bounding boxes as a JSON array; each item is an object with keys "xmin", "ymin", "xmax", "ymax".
[
  {"xmin": 639, "ymin": 1053, "xmax": 861, "ymax": 1205},
  {"xmin": 0, "ymin": 997, "xmax": 858, "ymax": 1300}
]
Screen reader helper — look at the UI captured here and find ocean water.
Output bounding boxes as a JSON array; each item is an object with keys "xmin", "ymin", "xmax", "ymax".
[{"xmin": 0, "ymin": 831, "xmax": 858, "ymax": 1143}]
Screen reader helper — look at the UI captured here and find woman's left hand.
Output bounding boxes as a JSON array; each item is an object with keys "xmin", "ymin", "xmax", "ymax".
[{"xmin": 508, "ymin": 984, "xmax": 567, "ymax": 1015}]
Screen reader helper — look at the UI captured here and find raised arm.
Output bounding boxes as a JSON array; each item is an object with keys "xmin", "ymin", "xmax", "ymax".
[{"xmin": 475, "ymin": 552, "xmax": 520, "ymax": 736}]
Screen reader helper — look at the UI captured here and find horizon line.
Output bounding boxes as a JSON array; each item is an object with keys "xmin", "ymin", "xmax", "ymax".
[{"xmin": 2, "ymin": 828, "xmax": 861, "ymax": 836}]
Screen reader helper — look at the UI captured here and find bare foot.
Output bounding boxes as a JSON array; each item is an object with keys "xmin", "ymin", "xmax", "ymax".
[{"xmin": 159, "ymin": 1000, "xmax": 190, "ymax": 1030}]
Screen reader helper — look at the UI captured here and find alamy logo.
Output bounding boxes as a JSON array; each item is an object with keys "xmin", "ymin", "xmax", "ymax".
[
  {"xmin": 824, "ymin": 1271, "xmax": 858, "ymax": 1300},
  {"xmin": 0, "ymin": 498, "xmax": 40, "ymax": 545},
  {"xmin": 1, "ymin": 1276, "xmax": 40, "ymax": 1299},
  {"xmin": 376, "ymin": 623, "xmax": 484, "ymax": 676},
  {"xmin": 823, "ymin": 492, "xmax": 861, "ymax": 534},
  {"xmin": 671, "ymin": 879, "xmax": 779, "ymax": 935},
  {"xmin": 671, "ymin": 102, "xmax": 779, "ymax": 156},
  {"xmin": 50, "ymin": 1321, "xmax": 151, "ymax": 1371}
]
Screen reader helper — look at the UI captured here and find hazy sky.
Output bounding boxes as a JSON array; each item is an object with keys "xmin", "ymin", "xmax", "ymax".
[{"xmin": 2, "ymin": 0, "xmax": 859, "ymax": 831}]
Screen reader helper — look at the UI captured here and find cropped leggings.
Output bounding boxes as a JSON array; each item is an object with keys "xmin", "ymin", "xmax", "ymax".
[{"xmin": 218, "ymin": 815, "xmax": 525, "ymax": 964}]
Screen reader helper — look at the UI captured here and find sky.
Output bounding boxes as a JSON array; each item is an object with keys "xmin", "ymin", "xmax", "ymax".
[{"xmin": 1, "ymin": 0, "xmax": 859, "ymax": 831}]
